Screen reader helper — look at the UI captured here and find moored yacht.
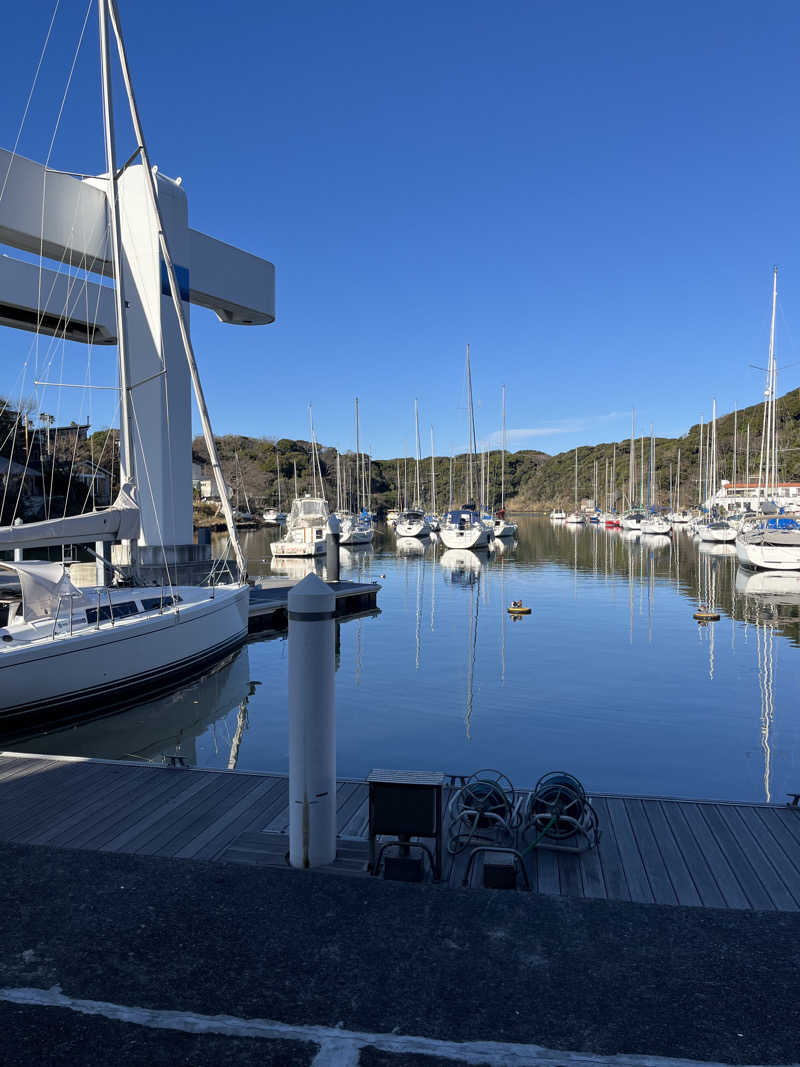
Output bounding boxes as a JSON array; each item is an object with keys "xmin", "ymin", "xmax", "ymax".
[
  {"xmin": 271, "ymin": 495, "xmax": 330, "ymax": 557},
  {"xmin": 439, "ymin": 506, "xmax": 492, "ymax": 550}
]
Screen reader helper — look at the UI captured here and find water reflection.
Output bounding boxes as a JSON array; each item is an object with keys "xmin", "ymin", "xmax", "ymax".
[
  {"xmin": 8, "ymin": 647, "xmax": 252, "ymax": 764},
  {"xmin": 10, "ymin": 519, "xmax": 800, "ymax": 803}
]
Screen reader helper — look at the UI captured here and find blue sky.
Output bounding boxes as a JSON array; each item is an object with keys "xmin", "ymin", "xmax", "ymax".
[{"xmin": 1, "ymin": 1, "xmax": 799, "ymax": 459}]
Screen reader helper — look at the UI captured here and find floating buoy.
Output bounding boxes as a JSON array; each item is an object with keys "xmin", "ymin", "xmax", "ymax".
[
  {"xmin": 693, "ymin": 605, "xmax": 720, "ymax": 622},
  {"xmin": 507, "ymin": 603, "xmax": 531, "ymax": 615}
]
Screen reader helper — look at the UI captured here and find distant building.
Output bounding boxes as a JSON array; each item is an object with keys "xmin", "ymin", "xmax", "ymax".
[
  {"xmin": 708, "ymin": 480, "xmax": 800, "ymax": 512},
  {"xmin": 198, "ymin": 477, "xmax": 232, "ymax": 501},
  {"xmin": 72, "ymin": 460, "xmax": 112, "ymax": 506}
]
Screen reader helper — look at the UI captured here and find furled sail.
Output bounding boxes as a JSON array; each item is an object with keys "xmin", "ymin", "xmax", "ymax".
[{"xmin": 0, "ymin": 484, "xmax": 140, "ymax": 550}]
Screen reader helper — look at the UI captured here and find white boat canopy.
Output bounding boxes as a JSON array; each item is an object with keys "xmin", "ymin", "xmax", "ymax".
[
  {"xmin": 0, "ymin": 561, "xmax": 86, "ymax": 622},
  {"xmin": 0, "ymin": 484, "xmax": 139, "ymax": 551}
]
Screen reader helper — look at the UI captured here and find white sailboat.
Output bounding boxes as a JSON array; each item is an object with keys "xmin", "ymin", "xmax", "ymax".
[
  {"xmin": 565, "ymin": 448, "xmax": 586, "ymax": 524},
  {"xmin": 0, "ymin": 0, "xmax": 271, "ymax": 730},
  {"xmin": 338, "ymin": 397, "xmax": 374, "ymax": 546},
  {"xmin": 493, "ymin": 385, "xmax": 517, "ymax": 538},
  {"xmin": 440, "ymin": 346, "xmax": 491, "ymax": 550},
  {"xmin": 396, "ymin": 400, "xmax": 431, "ymax": 538},
  {"xmin": 263, "ymin": 451, "xmax": 287, "ymax": 526}
]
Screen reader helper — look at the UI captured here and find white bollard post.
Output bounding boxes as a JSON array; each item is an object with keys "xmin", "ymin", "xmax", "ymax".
[{"xmin": 288, "ymin": 571, "xmax": 337, "ymax": 868}]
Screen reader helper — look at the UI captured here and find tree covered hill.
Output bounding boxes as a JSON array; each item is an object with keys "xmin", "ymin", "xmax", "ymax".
[{"xmin": 193, "ymin": 386, "xmax": 800, "ymax": 514}]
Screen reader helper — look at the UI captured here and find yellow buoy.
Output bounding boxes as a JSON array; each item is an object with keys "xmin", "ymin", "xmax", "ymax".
[
  {"xmin": 507, "ymin": 604, "xmax": 531, "ymax": 615},
  {"xmin": 693, "ymin": 606, "xmax": 720, "ymax": 622}
]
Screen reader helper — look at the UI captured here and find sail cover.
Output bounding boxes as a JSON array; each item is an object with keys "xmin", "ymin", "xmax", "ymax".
[
  {"xmin": 0, "ymin": 484, "xmax": 139, "ymax": 550},
  {"xmin": 0, "ymin": 561, "xmax": 87, "ymax": 621}
]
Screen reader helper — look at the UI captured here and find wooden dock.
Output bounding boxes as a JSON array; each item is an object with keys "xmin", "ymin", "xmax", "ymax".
[
  {"xmin": 247, "ymin": 579, "xmax": 380, "ymax": 633},
  {"xmin": 2, "ymin": 752, "xmax": 800, "ymax": 911}
]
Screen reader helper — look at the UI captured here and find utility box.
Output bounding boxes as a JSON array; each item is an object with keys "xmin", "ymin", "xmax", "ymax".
[{"xmin": 367, "ymin": 769, "xmax": 445, "ymax": 880}]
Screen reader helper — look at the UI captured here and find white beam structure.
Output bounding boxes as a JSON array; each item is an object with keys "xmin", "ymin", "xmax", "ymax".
[{"xmin": 0, "ymin": 146, "xmax": 275, "ymax": 556}]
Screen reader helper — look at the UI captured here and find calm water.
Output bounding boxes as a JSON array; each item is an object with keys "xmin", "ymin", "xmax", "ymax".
[{"xmin": 12, "ymin": 519, "xmax": 800, "ymax": 802}]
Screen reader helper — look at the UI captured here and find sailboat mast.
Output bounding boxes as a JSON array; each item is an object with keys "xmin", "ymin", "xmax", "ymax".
[
  {"xmin": 710, "ymin": 397, "xmax": 717, "ymax": 506},
  {"xmin": 466, "ymin": 344, "xmax": 475, "ymax": 502},
  {"xmin": 639, "ymin": 435, "xmax": 644, "ymax": 507},
  {"xmin": 611, "ymin": 442, "xmax": 616, "ymax": 512},
  {"xmin": 414, "ymin": 399, "xmax": 422, "ymax": 507},
  {"xmin": 676, "ymin": 448, "xmax": 681, "ymax": 511},
  {"xmin": 574, "ymin": 447, "xmax": 578, "ymax": 510},
  {"xmin": 98, "ymin": 0, "xmax": 134, "ymax": 485},
  {"xmin": 430, "ymin": 427, "xmax": 436, "ymax": 514},
  {"xmin": 449, "ymin": 452, "xmax": 453, "ymax": 510},
  {"xmin": 501, "ymin": 384, "xmax": 506, "ymax": 512},
  {"xmin": 354, "ymin": 396, "xmax": 360, "ymax": 513},
  {"xmin": 698, "ymin": 416, "xmax": 704, "ymax": 508},
  {"xmin": 629, "ymin": 409, "xmax": 635, "ymax": 511},
  {"xmin": 105, "ymin": 0, "xmax": 246, "ymax": 576}
]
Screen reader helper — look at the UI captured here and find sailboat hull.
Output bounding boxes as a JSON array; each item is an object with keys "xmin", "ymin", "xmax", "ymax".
[{"xmin": 0, "ymin": 585, "xmax": 249, "ymax": 739}]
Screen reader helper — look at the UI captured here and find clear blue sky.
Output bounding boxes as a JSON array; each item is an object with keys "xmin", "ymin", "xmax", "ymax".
[{"xmin": 1, "ymin": 0, "xmax": 799, "ymax": 459}]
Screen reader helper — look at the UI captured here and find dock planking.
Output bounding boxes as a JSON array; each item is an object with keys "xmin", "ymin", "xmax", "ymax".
[{"xmin": 2, "ymin": 751, "xmax": 800, "ymax": 912}]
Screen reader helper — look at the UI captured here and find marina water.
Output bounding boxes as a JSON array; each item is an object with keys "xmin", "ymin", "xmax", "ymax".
[{"xmin": 11, "ymin": 519, "xmax": 800, "ymax": 804}]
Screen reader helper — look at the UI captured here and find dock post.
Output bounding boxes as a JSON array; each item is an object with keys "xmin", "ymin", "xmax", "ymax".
[
  {"xmin": 326, "ymin": 514, "xmax": 341, "ymax": 583},
  {"xmin": 288, "ymin": 572, "xmax": 337, "ymax": 868}
]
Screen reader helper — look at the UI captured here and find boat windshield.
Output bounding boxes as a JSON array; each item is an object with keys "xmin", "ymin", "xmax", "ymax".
[{"xmin": 289, "ymin": 497, "xmax": 329, "ymax": 525}]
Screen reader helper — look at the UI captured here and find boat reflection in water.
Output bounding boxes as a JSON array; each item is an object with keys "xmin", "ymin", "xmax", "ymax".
[
  {"xmin": 736, "ymin": 569, "xmax": 800, "ymax": 606},
  {"xmin": 439, "ymin": 548, "xmax": 483, "ymax": 584},
  {"xmin": 6, "ymin": 646, "xmax": 253, "ymax": 766},
  {"xmin": 269, "ymin": 555, "xmax": 326, "ymax": 580},
  {"xmin": 396, "ymin": 536, "xmax": 427, "ymax": 556},
  {"xmin": 698, "ymin": 542, "xmax": 737, "ymax": 558}
]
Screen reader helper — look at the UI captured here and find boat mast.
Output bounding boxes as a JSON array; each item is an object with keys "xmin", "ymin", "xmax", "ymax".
[
  {"xmin": 710, "ymin": 397, "xmax": 717, "ymax": 509},
  {"xmin": 430, "ymin": 426, "xmax": 436, "ymax": 514},
  {"xmin": 501, "ymin": 384, "xmax": 507, "ymax": 513},
  {"xmin": 354, "ymin": 396, "xmax": 360, "ymax": 513},
  {"xmin": 466, "ymin": 344, "xmax": 476, "ymax": 503},
  {"xmin": 629, "ymin": 408, "xmax": 635, "ymax": 512},
  {"xmin": 98, "ymin": 0, "xmax": 134, "ymax": 487},
  {"xmin": 676, "ymin": 448, "xmax": 681, "ymax": 512},
  {"xmin": 449, "ymin": 452, "xmax": 453, "ymax": 510},
  {"xmin": 414, "ymin": 399, "xmax": 422, "ymax": 508},
  {"xmin": 732, "ymin": 407, "xmax": 738, "ymax": 494},
  {"xmin": 639, "ymin": 435, "xmax": 644, "ymax": 508},
  {"xmin": 275, "ymin": 450, "xmax": 282, "ymax": 511},
  {"xmin": 574, "ymin": 447, "xmax": 578, "ymax": 511},
  {"xmin": 611, "ymin": 442, "xmax": 616, "ymax": 513},
  {"xmin": 698, "ymin": 416, "xmax": 704, "ymax": 508},
  {"xmin": 105, "ymin": 0, "xmax": 245, "ymax": 576}
]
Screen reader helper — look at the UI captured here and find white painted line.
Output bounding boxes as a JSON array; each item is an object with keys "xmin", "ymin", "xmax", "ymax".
[{"xmin": 0, "ymin": 986, "xmax": 792, "ymax": 1067}]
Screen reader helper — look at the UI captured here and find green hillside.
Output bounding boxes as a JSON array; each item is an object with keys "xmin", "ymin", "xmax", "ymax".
[{"xmin": 193, "ymin": 386, "xmax": 800, "ymax": 514}]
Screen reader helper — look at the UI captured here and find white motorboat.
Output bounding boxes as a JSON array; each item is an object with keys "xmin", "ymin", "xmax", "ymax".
[
  {"xmin": 550, "ymin": 509, "xmax": 566, "ymax": 520},
  {"xmin": 439, "ymin": 507, "xmax": 492, "ymax": 549},
  {"xmin": 386, "ymin": 509, "xmax": 399, "ymax": 526},
  {"xmin": 271, "ymin": 495, "xmax": 330, "ymax": 557},
  {"xmin": 262, "ymin": 508, "xmax": 286, "ymax": 526},
  {"xmin": 0, "ymin": 0, "xmax": 267, "ymax": 731},
  {"xmin": 736, "ymin": 517, "xmax": 800, "ymax": 570},
  {"xmin": 565, "ymin": 512, "xmax": 587, "ymax": 525}
]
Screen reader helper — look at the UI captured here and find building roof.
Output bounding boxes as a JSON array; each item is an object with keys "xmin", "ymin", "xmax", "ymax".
[{"xmin": 0, "ymin": 456, "xmax": 41, "ymax": 477}]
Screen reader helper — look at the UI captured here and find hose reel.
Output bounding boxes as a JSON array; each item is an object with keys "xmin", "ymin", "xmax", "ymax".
[
  {"xmin": 446, "ymin": 769, "xmax": 517, "ymax": 855},
  {"xmin": 522, "ymin": 771, "xmax": 599, "ymax": 853}
]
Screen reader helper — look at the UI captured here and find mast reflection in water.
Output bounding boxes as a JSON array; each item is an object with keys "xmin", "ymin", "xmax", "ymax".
[{"xmin": 8, "ymin": 520, "xmax": 800, "ymax": 804}]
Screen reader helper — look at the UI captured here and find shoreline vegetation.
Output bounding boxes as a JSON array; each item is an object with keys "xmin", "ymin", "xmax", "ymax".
[{"xmin": 194, "ymin": 387, "xmax": 800, "ymax": 516}]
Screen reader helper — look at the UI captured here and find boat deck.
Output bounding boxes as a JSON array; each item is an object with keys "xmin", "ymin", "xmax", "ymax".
[{"xmin": 3, "ymin": 753, "xmax": 800, "ymax": 911}]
